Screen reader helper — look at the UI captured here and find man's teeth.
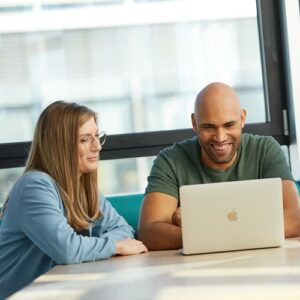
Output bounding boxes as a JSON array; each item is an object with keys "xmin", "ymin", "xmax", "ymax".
[{"xmin": 213, "ymin": 144, "xmax": 229, "ymax": 150}]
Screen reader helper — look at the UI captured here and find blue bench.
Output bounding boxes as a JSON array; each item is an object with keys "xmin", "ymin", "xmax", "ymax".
[
  {"xmin": 107, "ymin": 183, "xmax": 300, "ymax": 231},
  {"xmin": 296, "ymin": 182, "xmax": 300, "ymax": 195},
  {"xmin": 1, "ymin": 182, "xmax": 300, "ymax": 230},
  {"xmin": 0, "ymin": 194, "xmax": 144, "ymax": 231},
  {"xmin": 106, "ymin": 193, "xmax": 143, "ymax": 232}
]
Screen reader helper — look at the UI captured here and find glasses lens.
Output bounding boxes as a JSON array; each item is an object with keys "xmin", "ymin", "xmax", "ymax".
[{"xmin": 99, "ymin": 131, "xmax": 106, "ymax": 146}]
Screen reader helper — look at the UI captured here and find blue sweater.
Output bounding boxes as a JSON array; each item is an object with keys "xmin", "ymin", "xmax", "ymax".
[{"xmin": 0, "ymin": 171, "xmax": 135, "ymax": 299}]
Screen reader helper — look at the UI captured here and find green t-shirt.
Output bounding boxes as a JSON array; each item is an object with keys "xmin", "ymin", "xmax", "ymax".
[{"xmin": 145, "ymin": 133, "xmax": 294, "ymax": 200}]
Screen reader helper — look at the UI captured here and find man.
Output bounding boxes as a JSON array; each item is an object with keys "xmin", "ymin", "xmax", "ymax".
[{"xmin": 138, "ymin": 82, "xmax": 300, "ymax": 250}]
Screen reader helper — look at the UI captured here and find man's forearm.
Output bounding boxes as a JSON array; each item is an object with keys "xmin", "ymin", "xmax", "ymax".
[
  {"xmin": 137, "ymin": 222, "xmax": 182, "ymax": 250},
  {"xmin": 284, "ymin": 213, "xmax": 300, "ymax": 237},
  {"xmin": 282, "ymin": 180, "xmax": 300, "ymax": 237}
]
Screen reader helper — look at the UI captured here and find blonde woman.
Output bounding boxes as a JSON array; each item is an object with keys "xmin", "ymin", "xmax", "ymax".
[{"xmin": 0, "ymin": 101, "xmax": 147, "ymax": 298}]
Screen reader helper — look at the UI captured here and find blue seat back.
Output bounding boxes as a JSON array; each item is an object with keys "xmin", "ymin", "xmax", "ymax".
[
  {"xmin": 296, "ymin": 182, "xmax": 300, "ymax": 195},
  {"xmin": 106, "ymin": 193, "xmax": 144, "ymax": 233},
  {"xmin": 0, "ymin": 194, "xmax": 144, "ymax": 230},
  {"xmin": 2, "ymin": 182, "xmax": 299, "ymax": 229}
]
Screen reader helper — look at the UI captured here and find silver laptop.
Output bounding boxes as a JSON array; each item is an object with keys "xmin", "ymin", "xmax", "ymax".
[{"xmin": 180, "ymin": 178, "xmax": 284, "ymax": 255}]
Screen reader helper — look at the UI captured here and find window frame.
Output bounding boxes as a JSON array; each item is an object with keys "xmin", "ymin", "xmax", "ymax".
[{"xmin": 0, "ymin": 0, "xmax": 290, "ymax": 169}]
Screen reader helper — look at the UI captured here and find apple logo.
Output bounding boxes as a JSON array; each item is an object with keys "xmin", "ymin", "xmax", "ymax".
[{"xmin": 227, "ymin": 209, "xmax": 238, "ymax": 222}]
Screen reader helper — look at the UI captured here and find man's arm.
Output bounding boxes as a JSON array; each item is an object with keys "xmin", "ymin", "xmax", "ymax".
[
  {"xmin": 137, "ymin": 192, "xmax": 182, "ymax": 250},
  {"xmin": 283, "ymin": 179, "xmax": 300, "ymax": 237}
]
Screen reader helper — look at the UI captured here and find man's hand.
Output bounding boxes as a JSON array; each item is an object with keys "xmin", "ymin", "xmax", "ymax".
[
  {"xmin": 172, "ymin": 207, "xmax": 182, "ymax": 227},
  {"xmin": 138, "ymin": 192, "xmax": 182, "ymax": 250}
]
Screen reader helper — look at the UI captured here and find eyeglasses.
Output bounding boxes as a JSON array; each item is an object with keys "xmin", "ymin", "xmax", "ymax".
[
  {"xmin": 98, "ymin": 131, "xmax": 106, "ymax": 146},
  {"xmin": 80, "ymin": 131, "xmax": 107, "ymax": 149}
]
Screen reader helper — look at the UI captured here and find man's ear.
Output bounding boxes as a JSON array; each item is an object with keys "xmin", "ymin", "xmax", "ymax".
[
  {"xmin": 191, "ymin": 113, "xmax": 197, "ymax": 133},
  {"xmin": 241, "ymin": 109, "xmax": 246, "ymax": 128}
]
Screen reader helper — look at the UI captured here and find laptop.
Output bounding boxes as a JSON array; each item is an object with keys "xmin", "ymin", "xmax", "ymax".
[{"xmin": 180, "ymin": 178, "xmax": 284, "ymax": 255}]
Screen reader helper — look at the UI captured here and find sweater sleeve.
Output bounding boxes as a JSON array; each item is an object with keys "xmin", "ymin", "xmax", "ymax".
[
  {"xmin": 19, "ymin": 173, "xmax": 121, "ymax": 264},
  {"xmin": 91, "ymin": 194, "xmax": 135, "ymax": 240}
]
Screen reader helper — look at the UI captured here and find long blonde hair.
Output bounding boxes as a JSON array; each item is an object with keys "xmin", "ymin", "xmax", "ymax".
[{"xmin": 25, "ymin": 101, "xmax": 101, "ymax": 231}]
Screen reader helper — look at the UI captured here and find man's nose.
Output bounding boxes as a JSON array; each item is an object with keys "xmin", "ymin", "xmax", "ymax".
[{"xmin": 213, "ymin": 128, "xmax": 227, "ymax": 142}]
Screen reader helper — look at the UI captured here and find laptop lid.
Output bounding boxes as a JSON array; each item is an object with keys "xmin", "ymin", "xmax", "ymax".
[{"xmin": 180, "ymin": 178, "xmax": 284, "ymax": 255}]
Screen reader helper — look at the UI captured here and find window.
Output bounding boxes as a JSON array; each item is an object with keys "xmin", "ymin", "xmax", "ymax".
[{"xmin": 0, "ymin": 0, "xmax": 289, "ymax": 202}]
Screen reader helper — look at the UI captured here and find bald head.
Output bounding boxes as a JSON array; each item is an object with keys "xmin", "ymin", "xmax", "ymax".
[{"xmin": 194, "ymin": 82, "xmax": 242, "ymax": 120}]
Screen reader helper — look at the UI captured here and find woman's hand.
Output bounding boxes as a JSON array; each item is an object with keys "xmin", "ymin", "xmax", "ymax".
[{"xmin": 115, "ymin": 238, "xmax": 148, "ymax": 256}]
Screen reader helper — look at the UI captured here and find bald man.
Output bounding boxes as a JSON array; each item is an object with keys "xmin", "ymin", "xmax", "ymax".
[{"xmin": 138, "ymin": 82, "xmax": 300, "ymax": 250}]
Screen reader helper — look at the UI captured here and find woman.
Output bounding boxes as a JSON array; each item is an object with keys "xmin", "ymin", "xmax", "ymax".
[{"xmin": 0, "ymin": 101, "xmax": 147, "ymax": 298}]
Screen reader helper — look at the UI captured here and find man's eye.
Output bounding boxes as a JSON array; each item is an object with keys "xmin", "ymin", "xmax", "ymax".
[{"xmin": 225, "ymin": 123, "xmax": 235, "ymax": 128}]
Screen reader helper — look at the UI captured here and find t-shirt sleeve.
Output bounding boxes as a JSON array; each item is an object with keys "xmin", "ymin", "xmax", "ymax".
[
  {"xmin": 145, "ymin": 151, "xmax": 179, "ymax": 199},
  {"xmin": 262, "ymin": 136, "xmax": 294, "ymax": 180}
]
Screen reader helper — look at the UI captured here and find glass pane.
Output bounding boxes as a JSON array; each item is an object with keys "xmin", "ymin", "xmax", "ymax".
[
  {"xmin": 99, "ymin": 157, "xmax": 153, "ymax": 196},
  {"xmin": 0, "ymin": 0, "xmax": 264, "ymax": 143},
  {"xmin": 0, "ymin": 144, "xmax": 290, "ymax": 205},
  {"xmin": 0, "ymin": 168, "xmax": 24, "ymax": 206},
  {"xmin": 0, "ymin": 158, "xmax": 153, "ymax": 205}
]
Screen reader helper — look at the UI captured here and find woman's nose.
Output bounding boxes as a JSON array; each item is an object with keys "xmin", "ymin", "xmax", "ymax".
[{"xmin": 91, "ymin": 137, "xmax": 101, "ymax": 151}]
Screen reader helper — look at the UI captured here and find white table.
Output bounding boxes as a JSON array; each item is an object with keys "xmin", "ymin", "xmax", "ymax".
[{"xmin": 11, "ymin": 239, "xmax": 300, "ymax": 300}]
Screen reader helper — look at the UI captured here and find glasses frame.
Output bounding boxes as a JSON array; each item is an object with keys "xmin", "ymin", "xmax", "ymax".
[
  {"xmin": 80, "ymin": 130, "xmax": 107, "ymax": 150},
  {"xmin": 99, "ymin": 131, "xmax": 107, "ymax": 146}
]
